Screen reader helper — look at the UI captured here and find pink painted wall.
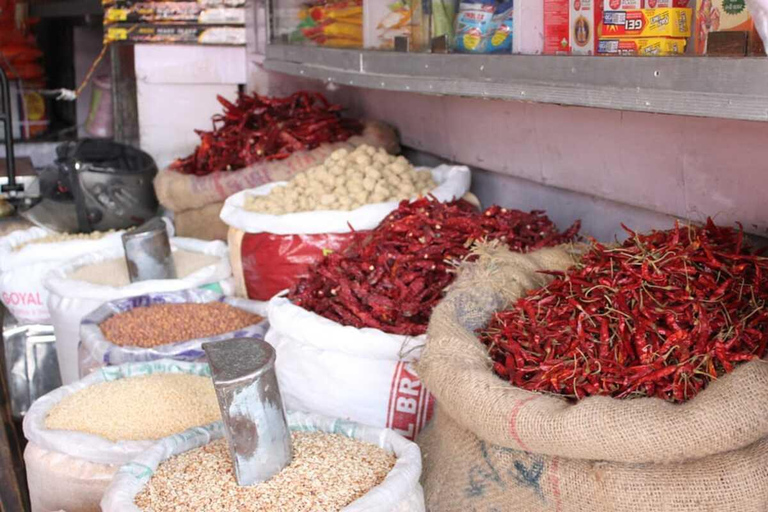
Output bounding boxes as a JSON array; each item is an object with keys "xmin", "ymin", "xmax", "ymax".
[{"xmin": 333, "ymin": 87, "xmax": 768, "ymax": 236}]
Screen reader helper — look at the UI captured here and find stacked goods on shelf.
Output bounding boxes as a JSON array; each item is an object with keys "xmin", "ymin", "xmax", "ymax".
[
  {"xmin": 265, "ymin": 197, "xmax": 579, "ymax": 440},
  {"xmin": 543, "ymin": 0, "xmax": 694, "ymax": 55},
  {"xmin": 221, "ymin": 148, "xmax": 471, "ymax": 301},
  {"xmin": 599, "ymin": 7, "xmax": 692, "ymax": 55},
  {"xmin": 79, "ymin": 289, "xmax": 266, "ymax": 377},
  {"xmin": 43, "ymin": 237, "xmax": 234, "ymax": 384},
  {"xmin": 417, "ymin": 222, "xmax": 768, "ymax": 511},
  {"xmin": 102, "ymin": 0, "xmax": 245, "ymax": 46},
  {"xmin": 291, "ymin": 0, "xmax": 363, "ymax": 48},
  {"xmin": 104, "ymin": 1, "xmax": 245, "ymax": 24},
  {"xmin": 104, "ymin": 24, "xmax": 245, "ymax": 45},
  {"xmin": 101, "ymin": 411, "xmax": 425, "ymax": 511},
  {"xmin": 23, "ymin": 361, "xmax": 221, "ymax": 512},
  {"xmin": 153, "ymin": 90, "xmax": 399, "ymax": 240}
]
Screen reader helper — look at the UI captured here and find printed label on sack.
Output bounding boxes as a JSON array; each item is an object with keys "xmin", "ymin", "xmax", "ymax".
[
  {"xmin": 386, "ymin": 361, "xmax": 435, "ymax": 440},
  {"xmin": 1, "ymin": 289, "xmax": 48, "ymax": 322}
]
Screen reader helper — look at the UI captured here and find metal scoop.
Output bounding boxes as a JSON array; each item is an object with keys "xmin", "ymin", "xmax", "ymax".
[
  {"xmin": 203, "ymin": 337, "xmax": 293, "ymax": 486},
  {"xmin": 121, "ymin": 217, "xmax": 176, "ymax": 282}
]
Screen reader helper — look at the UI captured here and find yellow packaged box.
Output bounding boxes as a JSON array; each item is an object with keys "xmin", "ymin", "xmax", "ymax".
[
  {"xmin": 597, "ymin": 36, "xmax": 687, "ymax": 54},
  {"xmin": 601, "ymin": 8, "xmax": 692, "ymax": 37}
]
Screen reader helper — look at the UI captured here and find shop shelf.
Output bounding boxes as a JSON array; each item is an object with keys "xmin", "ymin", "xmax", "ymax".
[{"xmin": 264, "ymin": 44, "xmax": 768, "ymax": 122}]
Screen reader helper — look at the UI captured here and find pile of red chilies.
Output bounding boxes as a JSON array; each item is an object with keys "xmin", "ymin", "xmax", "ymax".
[
  {"xmin": 170, "ymin": 91, "xmax": 362, "ymax": 175},
  {"xmin": 289, "ymin": 197, "xmax": 580, "ymax": 336},
  {"xmin": 479, "ymin": 219, "xmax": 768, "ymax": 403}
]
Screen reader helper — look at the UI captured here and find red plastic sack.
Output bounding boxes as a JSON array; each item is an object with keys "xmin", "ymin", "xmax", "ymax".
[{"xmin": 240, "ymin": 231, "xmax": 363, "ymax": 301}]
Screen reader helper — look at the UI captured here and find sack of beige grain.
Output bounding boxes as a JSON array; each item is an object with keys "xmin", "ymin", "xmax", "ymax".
[
  {"xmin": 101, "ymin": 410, "xmax": 425, "ymax": 512},
  {"xmin": 153, "ymin": 121, "xmax": 400, "ymax": 214},
  {"xmin": 23, "ymin": 360, "xmax": 220, "ymax": 512},
  {"xmin": 0, "ymin": 227, "xmax": 125, "ymax": 324},
  {"xmin": 44, "ymin": 237, "xmax": 234, "ymax": 385},
  {"xmin": 416, "ymin": 243, "xmax": 768, "ymax": 512},
  {"xmin": 79, "ymin": 289, "xmax": 268, "ymax": 378},
  {"xmin": 222, "ymin": 160, "xmax": 471, "ymax": 300}
]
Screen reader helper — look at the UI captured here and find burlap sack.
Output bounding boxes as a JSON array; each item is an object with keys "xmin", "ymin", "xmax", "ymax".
[
  {"xmin": 154, "ymin": 120, "xmax": 400, "ymax": 213},
  {"xmin": 417, "ymin": 243, "xmax": 768, "ymax": 512},
  {"xmin": 174, "ymin": 202, "xmax": 228, "ymax": 241}
]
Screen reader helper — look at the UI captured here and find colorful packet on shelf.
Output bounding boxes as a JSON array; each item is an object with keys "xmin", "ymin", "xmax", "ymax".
[
  {"xmin": 454, "ymin": 0, "xmax": 497, "ymax": 52},
  {"xmin": 105, "ymin": 24, "xmax": 246, "ymax": 45},
  {"xmin": 601, "ymin": 8, "xmax": 692, "ymax": 37},
  {"xmin": 455, "ymin": 0, "xmax": 516, "ymax": 53},
  {"xmin": 597, "ymin": 36, "xmax": 687, "ymax": 54},
  {"xmin": 489, "ymin": 1, "xmax": 515, "ymax": 52}
]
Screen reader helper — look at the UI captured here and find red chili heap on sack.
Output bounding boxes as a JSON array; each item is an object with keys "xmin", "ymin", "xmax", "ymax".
[
  {"xmin": 479, "ymin": 220, "xmax": 768, "ymax": 403},
  {"xmin": 289, "ymin": 197, "xmax": 580, "ymax": 336},
  {"xmin": 170, "ymin": 91, "xmax": 363, "ymax": 175}
]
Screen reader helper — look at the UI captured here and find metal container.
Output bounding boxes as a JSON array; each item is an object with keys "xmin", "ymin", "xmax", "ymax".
[
  {"xmin": 121, "ymin": 217, "xmax": 176, "ymax": 282},
  {"xmin": 203, "ymin": 337, "xmax": 293, "ymax": 486},
  {"xmin": 2, "ymin": 312, "xmax": 61, "ymax": 418}
]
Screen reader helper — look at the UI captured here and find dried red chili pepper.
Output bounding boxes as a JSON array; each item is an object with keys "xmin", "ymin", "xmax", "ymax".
[
  {"xmin": 288, "ymin": 197, "xmax": 580, "ymax": 336},
  {"xmin": 478, "ymin": 219, "xmax": 768, "ymax": 403},
  {"xmin": 170, "ymin": 91, "xmax": 363, "ymax": 175}
]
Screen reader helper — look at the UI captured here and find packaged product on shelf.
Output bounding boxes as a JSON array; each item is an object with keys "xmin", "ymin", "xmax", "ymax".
[
  {"xmin": 266, "ymin": 199, "xmax": 579, "ymax": 440},
  {"xmin": 44, "ymin": 237, "xmax": 234, "ymax": 385},
  {"xmin": 79, "ymin": 289, "xmax": 267, "ymax": 378},
  {"xmin": 647, "ymin": 0, "xmax": 691, "ymax": 6},
  {"xmin": 545, "ymin": 0, "xmax": 571, "ymax": 53},
  {"xmin": 417, "ymin": 235, "xmax": 768, "ymax": 511},
  {"xmin": 694, "ymin": 0, "xmax": 764, "ymax": 54},
  {"xmin": 571, "ymin": 0, "xmax": 601, "ymax": 53},
  {"xmin": 453, "ymin": 0, "xmax": 498, "ymax": 52},
  {"xmin": 363, "ymin": 0, "xmax": 413, "ymax": 49},
  {"xmin": 293, "ymin": 0, "xmax": 363, "ymax": 48},
  {"xmin": 22, "ymin": 361, "xmax": 219, "ymax": 512},
  {"xmin": 604, "ymin": 0, "xmax": 689, "ymax": 9},
  {"xmin": 221, "ymin": 153, "xmax": 471, "ymax": 301},
  {"xmin": 104, "ymin": 24, "xmax": 246, "ymax": 45},
  {"xmin": 489, "ymin": 1, "xmax": 515, "ymax": 52},
  {"xmin": 101, "ymin": 0, "xmax": 246, "ymax": 6},
  {"xmin": 605, "ymin": 0, "xmax": 644, "ymax": 9},
  {"xmin": 101, "ymin": 411, "xmax": 425, "ymax": 512},
  {"xmin": 598, "ymin": 35, "xmax": 687, "ymax": 52},
  {"xmin": 104, "ymin": 3, "xmax": 245, "ymax": 24},
  {"xmin": 601, "ymin": 7, "xmax": 693, "ymax": 37},
  {"xmin": 0, "ymin": 227, "xmax": 125, "ymax": 324}
]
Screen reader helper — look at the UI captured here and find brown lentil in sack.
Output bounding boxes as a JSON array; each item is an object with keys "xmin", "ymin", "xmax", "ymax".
[{"xmin": 417, "ymin": 243, "xmax": 768, "ymax": 512}]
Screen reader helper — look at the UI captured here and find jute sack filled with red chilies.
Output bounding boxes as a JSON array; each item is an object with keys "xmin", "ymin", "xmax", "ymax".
[{"xmin": 417, "ymin": 243, "xmax": 768, "ymax": 512}]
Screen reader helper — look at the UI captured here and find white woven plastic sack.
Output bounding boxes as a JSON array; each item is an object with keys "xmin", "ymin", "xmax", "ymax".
[
  {"xmin": 101, "ymin": 410, "xmax": 425, "ymax": 512},
  {"xmin": 266, "ymin": 296, "xmax": 434, "ymax": 441},
  {"xmin": 44, "ymin": 238, "xmax": 234, "ymax": 384},
  {"xmin": 22, "ymin": 360, "xmax": 214, "ymax": 512},
  {"xmin": 220, "ymin": 164, "xmax": 471, "ymax": 235},
  {"xmin": 0, "ymin": 227, "xmax": 125, "ymax": 324},
  {"xmin": 746, "ymin": 0, "xmax": 768, "ymax": 54},
  {"xmin": 79, "ymin": 289, "xmax": 269, "ymax": 378}
]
